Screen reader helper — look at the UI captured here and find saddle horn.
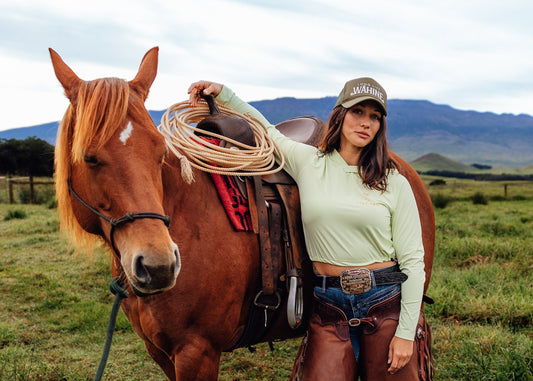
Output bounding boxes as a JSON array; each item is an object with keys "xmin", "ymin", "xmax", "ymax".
[
  {"xmin": 201, "ymin": 91, "xmax": 221, "ymax": 116},
  {"xmin": 196, "ymin": 93, "xmax": 256, "ymax": 147}
]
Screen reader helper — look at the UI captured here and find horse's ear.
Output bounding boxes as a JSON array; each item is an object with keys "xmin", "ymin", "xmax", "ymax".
[
  {"xmin": 130, "ymin": 47, "xmax": 159, "ymax": 100},
  {"xmin": 49, "ymin": 48, "xmax": 82, "ymax": 102}
]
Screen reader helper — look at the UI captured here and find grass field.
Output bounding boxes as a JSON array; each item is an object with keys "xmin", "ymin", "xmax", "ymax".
[{"xmin": 1, "ymin": 178, "xmax": 532, "ymax": 380}]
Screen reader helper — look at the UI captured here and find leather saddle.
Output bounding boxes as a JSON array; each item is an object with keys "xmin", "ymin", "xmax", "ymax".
[
  {"xmin": 196, "ymin": 93, "xmax": 256, "ymax": 147},
  {"xmin": 196, "ymin": 93, "xmax": 325, "ymax": 349},
  {"xmin": 276, "ymin": 116, "xmax": 324, "ymax": 147}
]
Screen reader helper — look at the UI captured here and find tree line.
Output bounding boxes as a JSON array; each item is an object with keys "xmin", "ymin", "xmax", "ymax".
[
  {"xmin": 0, "ymin": 137, "xmax": 54, "ymax": 177},
  {"xmin": 421, "ymin": 170, "xmax": 533, "ymax": 181}
]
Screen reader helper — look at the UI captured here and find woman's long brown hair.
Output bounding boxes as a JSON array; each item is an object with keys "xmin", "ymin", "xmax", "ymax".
[{"xmin": 317, "ymin": 106, "xmax": 398, "ymax": 191}]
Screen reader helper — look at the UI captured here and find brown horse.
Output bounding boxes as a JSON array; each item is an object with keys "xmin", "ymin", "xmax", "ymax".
[{"xmin": 51, "ymin": 47, "xmax": 434, "ymax": 380}]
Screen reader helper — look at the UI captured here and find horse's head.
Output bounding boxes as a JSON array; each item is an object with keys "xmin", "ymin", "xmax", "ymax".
[{"xmin": 50, "ymin": 47, "xmax": 180, "ymax": 296}]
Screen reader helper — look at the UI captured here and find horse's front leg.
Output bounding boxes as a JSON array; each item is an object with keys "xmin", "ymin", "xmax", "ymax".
[
  {"xmin": 143, "ymin": 339, "xmax": 177, "ymax": 381},
  {"xmin": 171, "ymin": 335, "xmax": 222, "ymax": 381}
]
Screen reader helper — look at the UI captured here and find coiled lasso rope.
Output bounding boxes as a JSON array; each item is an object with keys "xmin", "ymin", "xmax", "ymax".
[{"xmin": 158, "ymin": 100, "xmax": 285, "ymax": 183}]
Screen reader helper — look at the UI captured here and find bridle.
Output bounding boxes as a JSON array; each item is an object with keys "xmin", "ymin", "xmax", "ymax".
[
  {"xmin": 68, "ymin": 181, "xmax": 172, "ymax": 379},
  {"xmin": 68, "ymin": 181, "xmax": 171, "ymax": 257}
]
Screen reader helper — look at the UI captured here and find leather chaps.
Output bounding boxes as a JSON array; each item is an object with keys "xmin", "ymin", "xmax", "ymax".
[{"xmin": 290, "ymin": 293, "xmax": 434, "ymax": 381}]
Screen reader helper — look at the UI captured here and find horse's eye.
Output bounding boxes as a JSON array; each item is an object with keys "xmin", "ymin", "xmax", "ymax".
[{"xmin": 84, "ymin": 155, "xmax": 99, "ymax": 166}]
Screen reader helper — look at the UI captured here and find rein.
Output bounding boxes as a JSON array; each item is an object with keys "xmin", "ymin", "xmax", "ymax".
[
  {"xmin": 68, "ymin": 181, "xmax": 171, "ymax": 257},
  {"xmin": 94, "ymin": 276, "xmax": 129, "ymax": 381}
]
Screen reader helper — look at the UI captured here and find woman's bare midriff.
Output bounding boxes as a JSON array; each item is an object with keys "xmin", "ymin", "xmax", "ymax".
[{"xmin": 313, "ymin": 260, "xmax": 396, "ymax": 277}]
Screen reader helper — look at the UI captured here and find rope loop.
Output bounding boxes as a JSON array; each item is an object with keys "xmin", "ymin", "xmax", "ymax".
[
  {"xmin": 158, "ymin": 100, "xmax": 285, "ymax": 182},
  {"xmin": 109, "ymin": 276, "xmax": 129, "ymax": 299},
  {"xmin": 162, "ymin": 215, "xmax": 171, "ymax": 227},
  {"xmin": 111, "ymin": 212, "xmax": 135, "ymax": 227}
]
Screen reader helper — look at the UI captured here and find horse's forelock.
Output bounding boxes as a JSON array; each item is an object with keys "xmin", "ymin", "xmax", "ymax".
[
  {"xmin": 55, "ymin": 77, "xmax": 130, "ymax": 253},
  {"xmin": 71, "ymin": 78, "xmax": 129, "ymax": 163}
]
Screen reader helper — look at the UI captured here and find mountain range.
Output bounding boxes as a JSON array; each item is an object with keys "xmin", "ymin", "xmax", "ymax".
[{"xmin": 1, "ymin": 97, "xmax": 532, "ymax": 169}]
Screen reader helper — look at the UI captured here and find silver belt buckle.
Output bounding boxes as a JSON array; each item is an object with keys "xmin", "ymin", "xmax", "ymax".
[{"xmin": 340, "ymin": 268, "xmax": 373, "ymax": 295}]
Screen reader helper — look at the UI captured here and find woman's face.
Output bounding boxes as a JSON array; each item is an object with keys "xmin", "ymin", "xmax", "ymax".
[{"xmin": 339, "ymin": 100, "xmax": 382, "ymax": 154}]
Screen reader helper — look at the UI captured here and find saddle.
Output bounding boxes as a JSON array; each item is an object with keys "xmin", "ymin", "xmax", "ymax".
[
  {"xmin": 196, "ymin": 92, "xmax": 256, "ymax": 147},
  {"xmin": 196, "ymin": 94, "xmax": 324, "ymax": 349}
]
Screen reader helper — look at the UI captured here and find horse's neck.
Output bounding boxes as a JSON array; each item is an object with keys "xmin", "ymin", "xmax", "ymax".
[{"xmin": 161, "ymin": 160, "xmax": 217, "ymax": 215}]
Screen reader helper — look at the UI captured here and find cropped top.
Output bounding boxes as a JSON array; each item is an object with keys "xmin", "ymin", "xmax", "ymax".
[{"xmin": 216, "ymin": 86, "xmax": 425, "ymax": 340}]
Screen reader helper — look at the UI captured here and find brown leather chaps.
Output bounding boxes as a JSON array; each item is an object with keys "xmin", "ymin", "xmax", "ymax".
[{"xmin": 290, "ymin": 293, "xmax": 434, "ymax": 381}]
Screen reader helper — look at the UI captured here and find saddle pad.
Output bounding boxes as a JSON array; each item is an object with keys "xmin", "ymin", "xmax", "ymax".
[{"xmin": 201, "ymin": 137, "xmax": 253, "ymax": 232}]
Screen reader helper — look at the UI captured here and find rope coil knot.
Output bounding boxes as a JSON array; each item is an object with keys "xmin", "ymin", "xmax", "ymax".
[
  {"xmin": 109, "ymin": 276, "xmax": 129, "ymax": 299},
  {"xmin": 158, "ymin": 100, "xmax": 285, "ymax": 182},
  {"xmin": 111, "ymin": 212, "xmax": 135, "ymax": 227},
  {"xmin": 161, "ymin": 215, "xmax": 171, "ymax": 227}
]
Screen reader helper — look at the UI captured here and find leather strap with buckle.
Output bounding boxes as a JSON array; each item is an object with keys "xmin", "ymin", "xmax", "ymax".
[
  {"xmin": 314, "ymin": 264, "xmax": 408, "ymax": 295},
  {"xmin": 340, "ymin": 268, "xmax": 373, "ymax": 294}
]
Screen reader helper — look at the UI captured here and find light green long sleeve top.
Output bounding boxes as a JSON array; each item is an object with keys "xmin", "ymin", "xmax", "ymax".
[{"xmin": 216, "ymin": 86, "xmax": 425, "ymax": 340}]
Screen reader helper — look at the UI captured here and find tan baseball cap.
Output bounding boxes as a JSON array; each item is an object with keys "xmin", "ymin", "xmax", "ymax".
[{"xmin": 334, "ymin": 77, "xmax": 387, "ymax": 115}]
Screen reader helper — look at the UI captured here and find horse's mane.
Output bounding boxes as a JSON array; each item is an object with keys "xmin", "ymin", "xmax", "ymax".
[{"xmin": 55, "ymin": 78, "xmax": 129, "ymax": 252}]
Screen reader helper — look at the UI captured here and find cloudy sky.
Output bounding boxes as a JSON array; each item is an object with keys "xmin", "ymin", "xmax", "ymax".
[{"xmin": 1, "ymin": 0, "xmax": 532, "ymax": 132}]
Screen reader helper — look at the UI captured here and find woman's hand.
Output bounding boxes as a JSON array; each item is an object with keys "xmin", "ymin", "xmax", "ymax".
[
  {"xmin": 387, "ymin": 336, "xmax": 414, "ymax": 374},
  {"xmin": 188, "ymin": 81, "xmax": 223, "ymax": 107}
]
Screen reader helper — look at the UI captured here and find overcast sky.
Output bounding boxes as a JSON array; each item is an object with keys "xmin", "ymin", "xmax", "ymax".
[{"xmin": 1, "ymin": 0, "xmax": 532, "ymax": 132}]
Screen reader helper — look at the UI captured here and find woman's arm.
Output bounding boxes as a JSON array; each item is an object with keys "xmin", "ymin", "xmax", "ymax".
[
  {"xmin": 187, "ymin": 81, "xmax": 317, "ymax": 179},
  {"xmin": 388, "ymin": 175, "xmax": 426, "ymax": 374}
]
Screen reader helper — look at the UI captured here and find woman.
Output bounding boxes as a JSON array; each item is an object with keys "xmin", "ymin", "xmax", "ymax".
[{"xmin": 188, "ymin": 78, "xmax": 426, "ymax": 380}]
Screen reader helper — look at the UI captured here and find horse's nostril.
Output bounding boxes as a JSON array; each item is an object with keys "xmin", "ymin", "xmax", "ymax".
[
  {"xmin": 134, "ymin": 255, "xmax": 151, "ymax": 284},
  {"xmin": 173, "ymin": 245, "xmax": 181, "ymax": 277}
]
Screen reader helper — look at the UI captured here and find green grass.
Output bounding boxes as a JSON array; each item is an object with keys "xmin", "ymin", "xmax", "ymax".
[
  {"xmin": 1, "ymin": 180, "xmax": 533, "ymax": 380},
  {"xmin": 427, "ymin": 197, "xmax": 533, "ymax": 380},
  {"xmin": 0, "ymin": 204, "xmax": 164, "ymax": 380}
]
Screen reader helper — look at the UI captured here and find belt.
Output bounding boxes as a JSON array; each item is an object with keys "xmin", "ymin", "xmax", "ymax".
[{"xmin": 314, "ymin": 264, "xmax": 408, "ymax": 295}]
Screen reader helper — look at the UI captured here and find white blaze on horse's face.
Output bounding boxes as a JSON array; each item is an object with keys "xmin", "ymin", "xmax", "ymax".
[{"xmin": 119, "ymin": 121, "xmax": 134, "ymax": 145}]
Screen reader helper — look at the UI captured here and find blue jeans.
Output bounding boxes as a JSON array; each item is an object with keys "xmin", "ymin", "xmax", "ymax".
[{"xmin": 314, "ymin": 283, "xmax": 401, "ymax": 362}]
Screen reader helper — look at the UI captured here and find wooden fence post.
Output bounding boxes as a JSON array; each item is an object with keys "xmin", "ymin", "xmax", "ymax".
[
  {"xmin": 29, "ymin": 176, "xmax": 34, "ymax": 204},
  {"xmin": 8, "ymin": 175, "xmax": 14, "ymax": 204}
]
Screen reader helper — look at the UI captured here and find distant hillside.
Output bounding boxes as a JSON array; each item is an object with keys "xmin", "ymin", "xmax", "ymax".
[
  {"xmin": 521, "ymin": 163, "xmax": 533, "ymax": 173},
  {"xmin": 410, "ymin": 153, "xmax": 480, "ymax": 173},
  {"xmin": 0, "ymin": 111, "xmax": 168, "ymax": 146},
  {"xmin": 250, "ymin": 97, "xmax": 336, "ymax": 123},
  {"xmin": 386, "ymin": 100, "xmax": 533, "ymax": 169},
  {"xmin": 411, "ymin": 152, "xmax": 533, "ymax": 176},
  {"xmin": 0, "ymin": 122, "xmax": 59, "ymax": 145},
  {"xmin": 253, "ymin": 98, "xmax": 533, "ymax": 168},
  {"xmin": 1, "ymin": 98, "xmax": 532, "ymax": 169}
]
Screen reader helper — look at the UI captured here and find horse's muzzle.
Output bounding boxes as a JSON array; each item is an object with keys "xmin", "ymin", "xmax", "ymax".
[{"xmin": 127, "ymin": 243, "xmax": 180, "ymax": 296}]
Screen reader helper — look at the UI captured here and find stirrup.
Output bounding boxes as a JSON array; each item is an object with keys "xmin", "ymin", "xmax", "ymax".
[{"xmin": 287, "ymin": 275, "xmax": 304, "ymax": 329}]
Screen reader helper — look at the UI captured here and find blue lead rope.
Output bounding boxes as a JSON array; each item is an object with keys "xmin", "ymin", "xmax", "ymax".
[{"xmin": 94, "ymin": 277, "xmax": 129, "ymax": 381}]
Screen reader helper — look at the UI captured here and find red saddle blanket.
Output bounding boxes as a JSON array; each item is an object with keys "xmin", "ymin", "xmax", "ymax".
[
  {"xmin": 211, "ymin": 172, "xmax": 252, "ymax": 231},
  {"xmin": 201, "ymin": 137, "xmax": 253, "ymax": 231}
]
